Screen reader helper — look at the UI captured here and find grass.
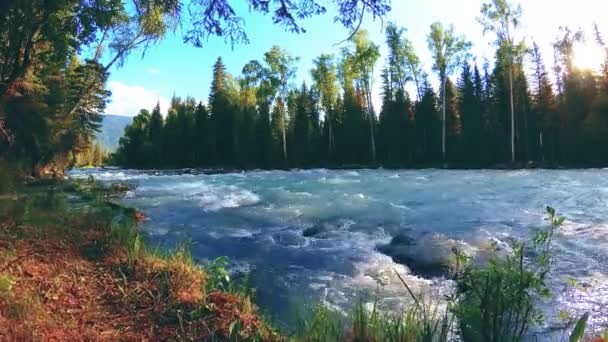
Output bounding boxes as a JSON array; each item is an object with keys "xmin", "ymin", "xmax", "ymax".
[
  {"xmin": 292, "ymin": 279, "xmax": 452, "ymax": 342},
  {"xmin": 0, "ymin": 175, "xmax": 279, "ymax": 341}
]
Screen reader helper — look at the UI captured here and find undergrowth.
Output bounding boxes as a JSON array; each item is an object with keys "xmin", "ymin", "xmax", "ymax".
[{"xmin": 0, "ymin": 176, "xmax": 278, "ymax": 341}]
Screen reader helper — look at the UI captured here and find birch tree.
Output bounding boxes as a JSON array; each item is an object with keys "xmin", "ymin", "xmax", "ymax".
[
  {"xmin": 427, "ymin": 22, "xmax": 471, "ymax": 162},
  {"xmin": 478, "ymin": 0, "xmax": 525, "ymax": 163}
]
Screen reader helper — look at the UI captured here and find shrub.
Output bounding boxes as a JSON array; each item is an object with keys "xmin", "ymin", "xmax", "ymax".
[{"xmin": 451, "ymin": 207, "xmax": 564, "ymax": 342}]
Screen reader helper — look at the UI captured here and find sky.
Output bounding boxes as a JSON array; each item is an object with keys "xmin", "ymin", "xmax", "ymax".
[{"xmin": 102, "ymin": 0, "xmax": 608, "ymax": 117}]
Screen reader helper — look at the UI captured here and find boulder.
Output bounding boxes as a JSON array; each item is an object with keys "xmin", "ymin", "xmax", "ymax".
[
  {"xmin": 303, "ymin": 224, "xmax": 327, "ymax": 238},
  {"xmin": 111, "ymin": 182, "xmax": 134, "ymax": 193},
  {"xmin": 378, "ymin": 232, "xmax": 475, "ymax": 278}
]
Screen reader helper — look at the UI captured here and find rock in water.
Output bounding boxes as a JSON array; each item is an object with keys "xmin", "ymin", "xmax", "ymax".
[
  {"xmin": 389, "ymin": 233, "xmax": 415, "ymax": 246},
  {"xmin": 111, "ymin": 182, "xmax": 134, "ymax": 192},
  {"xmin": 378, "ymin": 232, "xmax": 475, "ymax": 278},
  {"xmin": 302, "ymin": 224, "xmax": 326, "ymax": 238}
]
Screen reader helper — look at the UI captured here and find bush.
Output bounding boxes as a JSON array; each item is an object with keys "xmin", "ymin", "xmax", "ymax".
[{"xmin": 451, "ymin": 207, "xmax": 564, "ymax": 341}]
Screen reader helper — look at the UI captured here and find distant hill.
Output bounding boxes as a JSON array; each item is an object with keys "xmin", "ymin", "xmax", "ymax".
[{"xmin": 96, "ymin": 115, "xmax": 132, "ymax": 151}]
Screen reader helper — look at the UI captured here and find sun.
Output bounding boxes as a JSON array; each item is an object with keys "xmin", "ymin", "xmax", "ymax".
[{"xmin": 573, "ymin": 42, "xmax": 606, "ymax": 71}]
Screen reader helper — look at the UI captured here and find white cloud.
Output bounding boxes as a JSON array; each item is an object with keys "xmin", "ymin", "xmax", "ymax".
[
  {"xmin": 105, "ymin": 81, "xmax": 169, "ymax": 117},
  {"xmin": 146, "ymin": 67, "xmax": 161, "ymax": 75}
]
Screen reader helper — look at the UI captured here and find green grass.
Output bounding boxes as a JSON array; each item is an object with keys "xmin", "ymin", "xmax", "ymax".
[{"xmin": 293, "ymin": 296, "xmax": 451, "ymax": 342}]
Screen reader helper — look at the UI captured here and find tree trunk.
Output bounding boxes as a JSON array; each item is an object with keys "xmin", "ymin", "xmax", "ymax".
[
  {"xmin": 281, "ymin": 112, "xmax": 287, "ymax": 165},
  {"xmin": 442, "ymin": 77, "xmax": 447, "ymax": 162},
  {"xmin": 411, "ymin": 66, "xmax": 422, "ymax": 102},
  {"xmin": 366, "ymin": 86, "xmax": 377, "ymax": 165},
  {"xmin": 509, "ymin": 67, "xmax": 515, "ymax": 163},
  {"xmin": 328, "ymin": 110, "xmax": 334, "ymax": 161}
]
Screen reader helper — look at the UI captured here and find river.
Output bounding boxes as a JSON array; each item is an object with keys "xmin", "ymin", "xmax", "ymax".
[{"xmin": 69, "ymin": 168, "xmax": 608, "ymax": 334}]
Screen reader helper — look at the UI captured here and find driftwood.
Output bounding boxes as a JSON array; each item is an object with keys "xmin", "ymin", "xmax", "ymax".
[{"xmin": 0, "ymin": 194, "xmax": 19, "ymax": 201}]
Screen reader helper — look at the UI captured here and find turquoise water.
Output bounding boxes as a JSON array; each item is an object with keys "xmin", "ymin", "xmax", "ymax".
[{"xmin": 70, "ymin": 168, "xmax": 608, "ymax": 333}]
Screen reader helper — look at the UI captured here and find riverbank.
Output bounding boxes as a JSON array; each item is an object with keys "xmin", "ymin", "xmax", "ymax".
[
  {"xmin": 0, "ymin": 178, "xmax": 278, "ymax": 340},
  {"xmin": 2, "ymin": 168, "xmax": 607, "ymax": 341}
]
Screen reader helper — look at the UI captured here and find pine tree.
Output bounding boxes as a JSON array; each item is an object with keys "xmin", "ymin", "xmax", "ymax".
[
  {"xmin": 472, "ymin": 64, "xmax": 492, "ymax": 165},
  {"xmin": 339, "ymin": 54, "xmax": 368, "ymax": 165},
  {"xmin": 209, "ymin": 57, "xmax": 235, "ymax": 166},
  {"xmin": 458, "ymin": 62, "xmax": 483, "ymax": 164},
  {"xmin": 378, "ymin": 67, "xmax": 394, "ymax": 164},
  {"xmin": 415, "ymin": 76, "xmax": 440, "ymax": 163},
  {"xmin": 443, "ymin": 79, "xmax": 461, "ymax": 161},
  {"xmin": 271, "ymin": 97, "xmax": 288, "ymax": 166},
  {"xmin": 149, "ymin": 102, "xmax": 164, "ymax": 164},
  {"xmin": 293, "ymin": 83, "xmax": 311, "ymax": 166},
  {"xmin": 193, "ymin": 102, "xmax": 209, "ymax": 166},
  {"xmin": 163, "ymin": 99, "xmax": 181, "ymax": 167},
  {"xmin": 115, "ymin": 109, "xmax": 152, "ymax": 167}
]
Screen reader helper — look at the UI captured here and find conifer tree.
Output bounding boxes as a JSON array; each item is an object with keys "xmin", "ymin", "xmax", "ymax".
[
  {"xmin": 458, "ymin": 62, "xmax": 483, "ymax": 164},
  {"xmin": 415, "ymin": 76, "xmax": 440, "ymax": 163},
  {"xmin": 149, "ymin": 102, "xmax": 164, "ymax": 163},
  {"xmin": 210, "ymin": 57, "xmax": 236, "ymax": 166},
  {"xmin": 293, "ymin": 83, "xmax": 312, "ymax": 166}
]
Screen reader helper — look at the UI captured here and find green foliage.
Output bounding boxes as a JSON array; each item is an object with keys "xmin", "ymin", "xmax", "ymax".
[
  {"xmin": 569, "ymin": 312, "xmax": 589, "ymax": 342},
  {"xmin": 206, "ymin": 256, "xmax": 232, "ymax": 293},
  {"xmin": 4, "ymin": 0, "xmax": 608, "ymax": 172},
  {"xmin": 0, "ymin": 275, "xmax": 15, "ymax": 294},
  {"xmin": 74, "ymin": 143, "xmax": 108, "ymax": 167},
  {"xmin": 452, "ymin": 207, "xmax": 564, "ymax": 342},
  {"xmin": 1, "ymin": 0, "xmax": 391, "ymax": 175},
  {"xmin": 427, "ymin": 21, "xmax": 472, "ymax": 162},
  {"xmin": 294, "ymin": 292, "xmax": 451, "ymax": 342},
  {"xmin": 104, "ymin": 15, "xmax": 608, "ymax": 170},
  {"xmin": 294, "ymin": 305, "xmax": 345, "ymax": 341}
]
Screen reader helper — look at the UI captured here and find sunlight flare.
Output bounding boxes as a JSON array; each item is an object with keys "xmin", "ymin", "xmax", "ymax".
[{"xmin": 573, "ymin": 42, "xmax": 606, "ymax": 71}]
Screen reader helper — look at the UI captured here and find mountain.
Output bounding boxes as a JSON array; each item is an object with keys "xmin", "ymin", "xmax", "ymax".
[{"xmin": 96, "ymin": 115, "xmax": 132, "ymax": 151}]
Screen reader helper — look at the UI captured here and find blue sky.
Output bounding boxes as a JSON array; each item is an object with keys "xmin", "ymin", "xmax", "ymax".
[{"xmin": 102, "ymin": 0, "xmax": 608, "ymax": 117}]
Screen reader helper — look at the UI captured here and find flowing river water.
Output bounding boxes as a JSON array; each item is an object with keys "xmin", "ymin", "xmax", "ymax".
[{"xmin": 70, "ymin": 168, "xmax": 608, "ymax": 335}]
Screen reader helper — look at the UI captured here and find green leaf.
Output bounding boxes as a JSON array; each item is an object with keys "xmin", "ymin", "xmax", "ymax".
[
  {"xmin": 228, "ymin": 320, "xmax": 242, "ymax": 338},
  {"xmin": 566, "ymin": 276, "xmax": 578, "ymax": 288},
  {"xmin": 0, "ymin": 275, "xmax": 15, "ymax": 293},
  {"xmin": 569, "ymin": 312, "xmax": 589, "ymax": 342}
]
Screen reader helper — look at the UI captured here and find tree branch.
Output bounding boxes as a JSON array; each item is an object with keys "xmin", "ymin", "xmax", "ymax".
[{"xmin": 333, "ymin": 2, "xmax": 366, "ymax": 46}]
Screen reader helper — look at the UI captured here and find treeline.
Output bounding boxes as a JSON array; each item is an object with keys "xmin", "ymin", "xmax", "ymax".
[
  {"xmin": 113, "ymin": 21, "xmax": 608, "ymax": 169},
  {"xmin": 74, "ymin": 143, "xmax": 108, "ymax": 167},
  {"xmin": 0, "ymin": 0, "xmax": 388, "ymax": 177}
]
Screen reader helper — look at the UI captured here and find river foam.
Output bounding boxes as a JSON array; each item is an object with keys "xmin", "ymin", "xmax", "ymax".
[{"xmin": 70, "ymin": 168, "xmax": 608, "ymax": 332}]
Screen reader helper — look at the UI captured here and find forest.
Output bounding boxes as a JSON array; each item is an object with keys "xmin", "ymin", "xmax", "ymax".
[
  {"xmin": 111, "ymin": 25, "xmax": 608, "ymax": 169},
  {"xmin": 2, "ymin": 1, "xmax": 608, "ymax": 340},
  {"xmin": 2, "ymin": 1, "xmax": 608, "ymax": 173},
  {"xmin": 0, "ymin": 0, "xmax": 390, "ymax": 176}
]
